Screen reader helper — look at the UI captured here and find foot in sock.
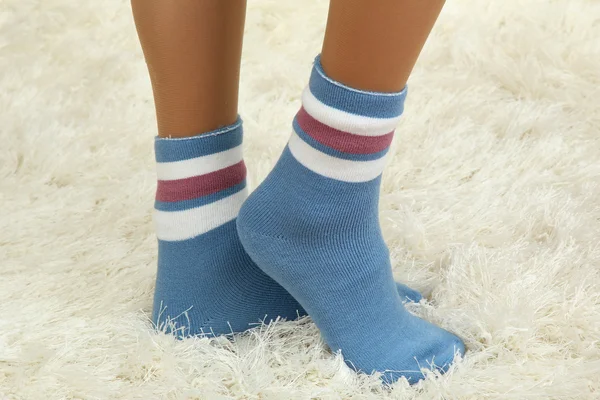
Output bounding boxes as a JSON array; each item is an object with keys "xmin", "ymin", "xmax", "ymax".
[
  {"xmin": 152, "ymin": 120, "xmax": 306, "ymax": 337},
  {"xmin": 237, "ymin": 57, "xmax": 464, "ymax": 383},
  {"xmin": 151, "ymin": 120, "xmax": 421, "ymax": 338}
]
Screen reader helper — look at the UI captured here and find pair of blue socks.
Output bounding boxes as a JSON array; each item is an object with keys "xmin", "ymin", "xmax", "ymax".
[{"xmin": 152, "ymin": 56, "xmax": 464, "ymax": 383}]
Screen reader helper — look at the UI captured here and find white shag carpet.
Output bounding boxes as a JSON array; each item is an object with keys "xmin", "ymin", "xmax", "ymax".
[{"xmin": 1, "ymin": 0, "xmax": 600, "ymax": 398}]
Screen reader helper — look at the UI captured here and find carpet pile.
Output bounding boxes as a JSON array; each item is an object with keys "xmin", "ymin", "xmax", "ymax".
[{"xmin": 1, "ymin": 0, "xmax": 599, "ymax": 398}]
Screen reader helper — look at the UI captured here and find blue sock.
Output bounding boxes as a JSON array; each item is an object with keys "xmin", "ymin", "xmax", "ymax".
[
  {"xmin": 396, "ymin": 282, "xmax": 422, "ymax": 304},
  {"xmin": 151, "ymin": 120, "xmax": 421, "ymax": 337},
  {"xmin": 152, "ymin": 120, "xmax": 306, "ymax": 337},
  {"xmin": 237, "ymin": 56, "xmax": 464, "ymax": 383}
]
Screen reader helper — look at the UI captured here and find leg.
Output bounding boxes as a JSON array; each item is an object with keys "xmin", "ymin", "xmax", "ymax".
[
  {"xmin": 132, "ymin": 0, "xmax": 306, "ymax": 337},
  {"xmin": 321, "ymin": 0, "xmax": 445, "ymax": 92},
  {"xmin": 237, "ymin": 0, "xmax": 464, "ymax": 384},
  {"xmin": 131, "ymin": 0, "xmax": 245, "ymax": 137}
]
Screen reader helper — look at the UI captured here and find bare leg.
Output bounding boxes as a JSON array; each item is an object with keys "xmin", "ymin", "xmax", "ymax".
[
  {"xmin": 131, "ymin": 0, "xmax": 246, "ymax": 137},
  {"xmin": 321, "ymin": 0, "xmax": 445, "ymax": 92}
]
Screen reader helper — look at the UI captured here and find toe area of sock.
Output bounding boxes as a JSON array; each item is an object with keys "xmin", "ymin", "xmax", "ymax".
[
  {"xmin": 380, "ymin": 334, "xmax": 465, "ymax": 385},
  {"xmin": 396, "ymin": 282, "xmax": 423, "ymax": 303},
  {"xmin": 433, "ymin": 335, "xmax": 465, "ymax": 374}
]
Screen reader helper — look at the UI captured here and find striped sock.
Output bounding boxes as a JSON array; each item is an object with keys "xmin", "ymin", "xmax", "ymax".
[
  {"xmin": 237, "ymin": 56, "xmax": 465, "ymax": 383},
  {"xmin": 152, "ymin": 120, "xmax": 305, "ymax": 337}
]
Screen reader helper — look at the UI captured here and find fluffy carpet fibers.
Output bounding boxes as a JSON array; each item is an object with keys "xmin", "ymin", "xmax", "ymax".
[{"xmin": 1, "ymin": 0, "xmax": 600, "ymax": 398}]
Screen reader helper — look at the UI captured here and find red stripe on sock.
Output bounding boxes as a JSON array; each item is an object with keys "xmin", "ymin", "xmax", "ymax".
[
  {"xmin": 296, "ymin": 107, "xmax": 394, "ymax": 154},
  {"xmin": 156, "ymin": 161, "xmax": 246, "ymax": 202}
]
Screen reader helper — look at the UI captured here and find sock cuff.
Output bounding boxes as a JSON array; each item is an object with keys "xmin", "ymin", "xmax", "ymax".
[
  {"xmin": 153, "ymin": 118, "xmax": 247, "ymax": 242},
  {"xmin": 154, "ymin": 117, "xmax": 243, "ymax": 163},
  {"xmin": 286, "ymin": 56, "xmax": 407, "ymax": 183},
  {"xmin": 309, "ymin": 55, "xmax": 407, "ymax": 119}
]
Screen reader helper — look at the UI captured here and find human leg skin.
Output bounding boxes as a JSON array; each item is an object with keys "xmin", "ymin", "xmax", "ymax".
[
  {"xmin": 321, "ymin": 0, "xmax": 445, "ymax": 92},
  {"xmin": 237, "ymin": 0, "xmax": 464, "ymax": 383},
  {"xmin": 131, "ymin": 0, "xmax": 245, "ymax": 137}
]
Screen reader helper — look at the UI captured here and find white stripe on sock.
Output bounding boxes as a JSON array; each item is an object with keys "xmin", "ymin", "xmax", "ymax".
[
  {"xmin": 154, "ymin": 187, "xmax": 248, "ymax": 241},
  {"xmin": 302, "ymin": 88, "xmax": 402, "ymax": 136},
  {"xmin": 156, "ymin": 145, "xmax": 243, "ymax": 181},
  {"xmin": 288, "ymin": 130, "xmax": 388, "ymax": 183}
]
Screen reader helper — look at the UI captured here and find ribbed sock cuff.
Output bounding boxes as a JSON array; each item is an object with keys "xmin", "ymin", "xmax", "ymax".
[
  {"xmin": 310, "ymin": 55, "xmax": 407, "ymax": 119},
  {"xmin": 154, "ymin": 117, "xmax": 243, "ymax": 163}
]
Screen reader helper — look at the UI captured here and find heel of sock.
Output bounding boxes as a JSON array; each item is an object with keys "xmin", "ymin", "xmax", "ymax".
[{"xmin": 236, "ymin": 190, "xmax": 272, "ymax": 262}]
